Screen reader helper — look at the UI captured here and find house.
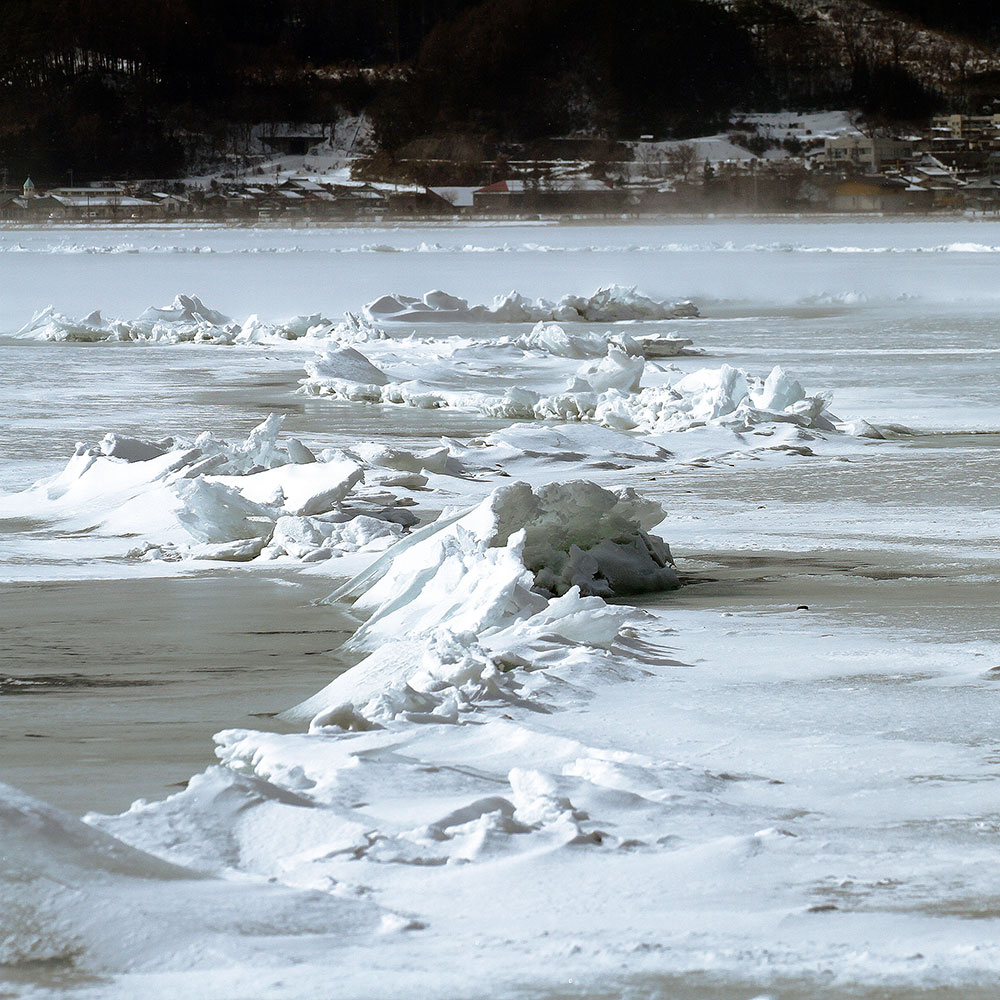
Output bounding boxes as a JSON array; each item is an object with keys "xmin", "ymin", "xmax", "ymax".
[
  {"xmin": 0, "ymin": 192, "xmax": 28, "ymax": 219},
  {"xmin": 43, "ymin": 186, "xmax": 163, "ymax": 220},
  {"xmin": 379, "ymin": 184, "xmax": 455, "ymax": 215},
  {"xmin": 828, "ymin": 176, "xmax": 925, "ymax": 212},
  {"xmin": 147, "ymin": 193, "xmax": 191, "ymax": 216},
  {"xmin": 824, "ymin": 135, "xmax": 914, "ymax": 172},
  {"xmin": 23, "ymin": 194, "xmax": 72, "ymax": 219},
  {"xmin": 961, "ymin": 177, "xmax": 1000, "ymax": 211},
  {"xmin": 277, "ymin": 178, "xmax": 326, "ymax": 194},
  {"xmin": 0, "ymin": 177, "xmax": 60, "ymax": 218},
  {"xmin": 901, "ymin": 157, "xmax": 966, "ymax": 208},
  {"xmin": 327, "ymin": 182, "xmax": 387, "ymax": 216},
  {"xmin": 199, "ymin": 188, "xmax": 257, "ymax": 218},
  {"xmin": 429, "ymin": 187, "xmax": 478, "ymax": 213},
  {"xmin": 473, "ymin": 178, "xmax": 627, "ymax": 215},
  {"xmin": 50, "ymin": 194, "xmax": 162, "ymax": 220}
]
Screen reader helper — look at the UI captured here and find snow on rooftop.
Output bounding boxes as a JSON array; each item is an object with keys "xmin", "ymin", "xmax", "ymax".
[
  {"xmin": 429, "ymin": 186, "xmax": 477, "ymax": 207},
  {"xmin": 50, "ymin": 195, "xmax": 156, "ymax": 208},
  {"xmin": 735, "ymin": 110, "xmax": 860, "ymax": 140}
]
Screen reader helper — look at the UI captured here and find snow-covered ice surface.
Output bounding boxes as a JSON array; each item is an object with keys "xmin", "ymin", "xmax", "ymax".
[{"xmin": 2, "ymin": 219, "xmax": 1000, "ymax": 999}]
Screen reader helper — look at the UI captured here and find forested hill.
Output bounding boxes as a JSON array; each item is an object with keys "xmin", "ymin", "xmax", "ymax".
[
  {"xmin": 2, "ymin": 0, "xmax": 999, "ymax": 184},
  {"xmin": 867, "ymin": 0, "xmax": 1000, "ymax": 44},
  {"xmin": 0, "ymin": 0, "xmax": 476, "ymax": 180}
]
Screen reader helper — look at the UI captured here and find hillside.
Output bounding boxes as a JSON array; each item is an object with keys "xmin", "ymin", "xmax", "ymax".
[
  {"xmin": 2, "ymin": 0, "xmax": 999, "ymax": 184},
  {"xmin": 721, "ymin": 0, "xmax": 1000, "ymax": 111}
]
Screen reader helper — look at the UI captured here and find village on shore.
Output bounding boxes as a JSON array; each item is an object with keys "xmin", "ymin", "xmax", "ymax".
[{"xmin": 5, "ymin": 111, "xmax": 1000, "ymax": 223}]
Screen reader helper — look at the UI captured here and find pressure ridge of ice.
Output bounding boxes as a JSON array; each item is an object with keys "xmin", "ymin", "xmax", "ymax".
[
  {"xmin": 0, "ymin": 385, "xmax": 837, "ymax": 568},
  {"xmin": 0, "ymin": 415, "xmax": 428, "ymax": 563},
  {"xmin": 303, "ymin": 341, "xmax": 837, "ymax": 435},
  {"xmin": 288, "ymin": 479, "xmax": 675, "ymax": 727},
  {"xmin": 1, "ymin": 468, "xmax": 686, "ymax": 977},
  {"xmin": 10, "ymin": 238, "xmax": 1000, "ymax": 256},
  {"xmin": 508, "ymin": 321, "xmax": 694, "ymax": 358},
  {"xmin": 12, "ymin": 285, "xmax": 698, "ymax": 346},
  {"xmin": 363, "ymin": 285, "xmax": 699, "ymax": 323},
  {"xmin": 5, "ymin": 410, "xmax": 997, "ymax": 991},
  {"xmin": 14, "ymin": 294, "xmax": 388, "ymax": 345},
  {"xmin": 77, "ymin": 474, "xmax": 681, "ymax": 893}
]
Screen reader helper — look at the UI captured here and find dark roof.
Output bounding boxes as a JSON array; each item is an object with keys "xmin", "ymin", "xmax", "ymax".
[{"xmin": 836, "ymin": 175, "xmax": 908, "ymax": 191}]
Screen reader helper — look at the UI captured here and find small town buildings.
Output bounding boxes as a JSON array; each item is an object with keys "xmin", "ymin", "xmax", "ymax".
[
  {"xmin": 931, "ymin": 113, "xmax": 1000, "ymax": 140},
  {"xmin": 3, "ymin": 123, "xmax": 997, "ymax": 223}
]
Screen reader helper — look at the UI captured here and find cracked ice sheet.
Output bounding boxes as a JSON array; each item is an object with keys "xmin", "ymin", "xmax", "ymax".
[
  {"xmin": 65, "ymin": 476, "xmax": 1000, "ymax": 996},
  {"xmin": 80, "ymin": 602, "xmax": 1000, "ymax": 998},
  {"xmin": 6, "ymin": 448, "xmax": 1000, "ymax": 998}
]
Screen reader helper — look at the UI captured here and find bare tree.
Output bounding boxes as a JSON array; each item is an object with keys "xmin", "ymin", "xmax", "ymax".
[
  {"xmin": 885, "ymin": 20, "xmax": 918, "ymax": 71},
  {"xmin": 634, "ymin": 142, "xmax": 667, "ymax": 180},
  {"xmin": 665, "ymin": 143, "xmax": 696, "ymax": 182}
]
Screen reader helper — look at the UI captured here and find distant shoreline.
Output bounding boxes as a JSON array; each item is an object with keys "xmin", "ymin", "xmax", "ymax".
[{"xmin": 1, "ymin": 211, "xmax": 994, "ymax": 231}]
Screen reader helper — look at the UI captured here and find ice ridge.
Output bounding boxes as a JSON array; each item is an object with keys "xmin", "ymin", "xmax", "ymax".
[{"xmin": 364, "ymin": 284, "xmax": 699, "ymax": 323}]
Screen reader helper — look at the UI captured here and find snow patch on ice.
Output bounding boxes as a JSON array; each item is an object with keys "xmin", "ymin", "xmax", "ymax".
[{"xmin": 0, "ymin": 780, "xmax": 384, "ymax": 974}]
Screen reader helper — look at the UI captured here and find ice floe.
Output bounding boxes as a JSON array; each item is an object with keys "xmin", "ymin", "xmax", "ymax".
[
  {"xmin": 508, "ymin": 321, "xmax": 694, "ymax": 359},
  {"xmin": 11, "ymin": 290, "xmax": 698, "ymax": 355}
]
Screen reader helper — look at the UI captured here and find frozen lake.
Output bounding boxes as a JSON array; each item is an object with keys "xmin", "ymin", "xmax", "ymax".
[
  {"xmin": 2, "ymin": 219, "xmax": 999, "ymax": 999},
  {"xmin": 7, "ymin": 216, "xmax": 1000, "ymax": 327}
]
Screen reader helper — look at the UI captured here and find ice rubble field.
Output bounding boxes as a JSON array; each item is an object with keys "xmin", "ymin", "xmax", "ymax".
[{"xmin": 3, "ymin": 220, "xmax": 1000, "ymax": 999}]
